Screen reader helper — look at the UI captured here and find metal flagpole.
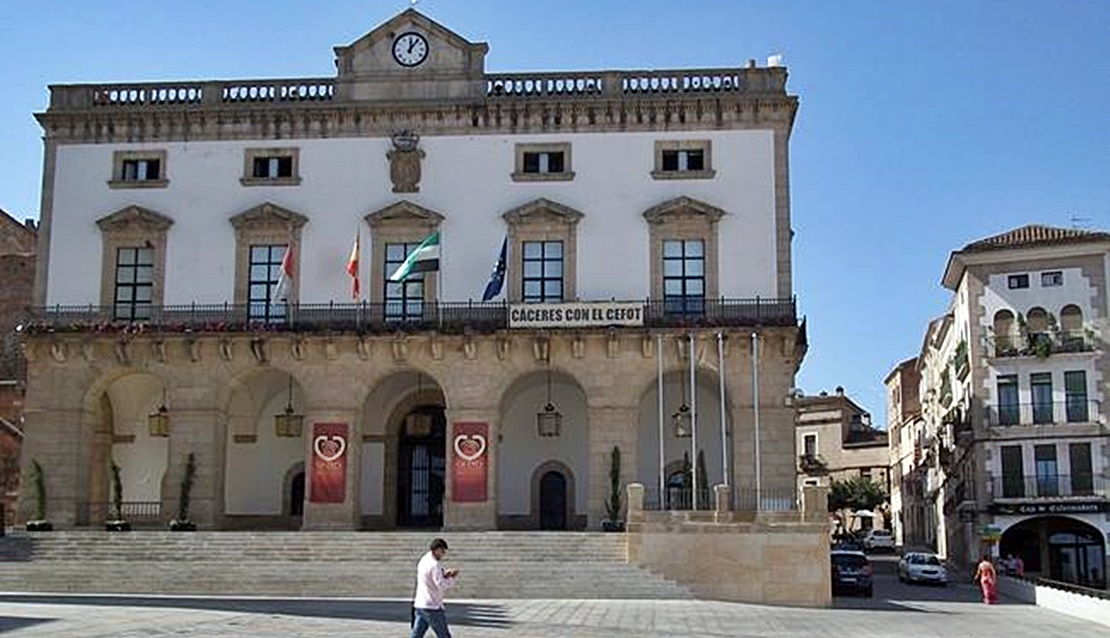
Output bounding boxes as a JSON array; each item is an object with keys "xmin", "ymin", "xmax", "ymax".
[
  {"xmin": 657, "ymin": 334, "xmax": 665, "ymax": 505},
  {"xmin": 718, "ymin": 332, "xmax": 729, "ymax": 489},
  {"xmin": 752, "ymin": 332, "xmax": 762, "ymax": 512},
  {"xmin": 689, "ymin": 332, "xmax": 697, "ymax": 510}
]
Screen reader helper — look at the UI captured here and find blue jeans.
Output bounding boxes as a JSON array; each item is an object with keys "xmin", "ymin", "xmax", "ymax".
[{"xmin": 411, "ymin": 607, "xmax": 451, "ymax": 638}]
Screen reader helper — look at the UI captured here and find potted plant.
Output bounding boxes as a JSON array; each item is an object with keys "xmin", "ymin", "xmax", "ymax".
[
  {"xmin": 602, "ymin": 445, "xmax": 624, "ymax": 532},
  {"xmin": 170, "ymin": 453, "xmax": 197, "ymax": 531},
  {"xmin": 25, "ymin": 459, "xmax": 52, "ymax": 531},
  {"xmin": 105, "ymin": 461, "xmax": 130, "ymax": 532}
]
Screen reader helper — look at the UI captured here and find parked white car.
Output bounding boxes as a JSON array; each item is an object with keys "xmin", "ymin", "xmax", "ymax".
[
  {"xmin": 898, "ymin": 552, "xmax": 949, "ymax": 585},
  {"xmin": 862, "ymin": 529, "xmax": 895, "ymax": 552}
]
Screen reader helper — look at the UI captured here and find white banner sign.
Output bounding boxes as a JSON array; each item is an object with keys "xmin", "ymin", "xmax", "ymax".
[{"xmin": 508, "ymin": 302, "xmax": 644, "ymax": 329}]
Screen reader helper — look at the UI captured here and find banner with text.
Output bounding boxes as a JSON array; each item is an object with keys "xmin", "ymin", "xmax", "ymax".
[
  {"xmin": 508, "ymin": 301, "xmax": 644, "ymax": 329},
  {"xmin": 451, "ymin": 422, "xmax": 489, "ymax": 502},
  {"xmin": 310, "ymin": 422, "xmax": 348, "ymax": 503}
]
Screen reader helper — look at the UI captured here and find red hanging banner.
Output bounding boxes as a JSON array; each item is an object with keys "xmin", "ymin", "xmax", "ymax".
[
  {"xmin": 451, "ymin": 422, "xmax": 489, "ymax": 502},
  {"xmin": 310, "ymin": 422, "xmax": 348, "ymax": 503}
]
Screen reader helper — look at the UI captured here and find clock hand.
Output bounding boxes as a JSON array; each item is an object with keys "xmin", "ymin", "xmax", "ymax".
[{"xmin": 408, "ymin": 39, "xmax": 416, "ymax": 54}]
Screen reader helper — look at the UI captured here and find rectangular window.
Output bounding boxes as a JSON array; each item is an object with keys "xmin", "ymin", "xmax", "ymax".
[
  {"xmin": 247, "ymin": 244, "xmax": 287, "ymax": 323},
  {"xmin": 521, "ymin": 240, "xmax": 564, "ymax": 303},
  {"xmin": 1000, "ymin": 445, "xmax": 1024, "ymax": 498},
  {"xmin": 1065, "ymin": 370, "xmax": 1088, "ymax": 422},
  {"xmin": 110, "ymin": 150, "xmax": 168, "ymax": 188},
  {"xmin": 652, "ymin": 140, "xmax": 714, "ymax": 180},
  {"xmin": 113, "ymin": 247, "xmax": 154, "ymax": 320},
  {"xmin": 997, "ymin": 375, "xmax": 1019, "ymax": 425},
  {"xmin": 1041, "ymin": 271, "xmax": 1063, "ymax": 287},
  {"xmin": 252, "ymin": 156, "xmax": 294, "ymax": 179},
  {"xmin": 662, "ymin": 239, "xmax": 705, "ymax": 316},
  {"xmin": 1030, "ymin": 372, "xmax": 1053, "ymax": 424},
  {"xmin": 1007, "ymin": 274, "xmax": 1030, "ymax": 289},
  {"xmin": 1034, "ymin": 444, "xmax": 1058, "ymax": 497},
  {"xmin": 512, "ymin": 143, "xmax": 573, "ymax": 181},
  {"xmin": 803, "ymin": 434, "xmax": 817, "ymax": 457},
  {"xmin": 242, "ymin": 148, "xmax": 301, "ymax": 186},
  {"xmin": 522, "ymin": 152, "xmax": 565, "ymax": 175},
  {"xmin": 384, "ymin": 242, "xmax": 425, "ymax": 322},
  {"xmin": 122, "ymin": 158, "xmax": 160, "ymax": 181},
  {"xmin": 1069, "ymin": 443, "xmax": 1093, "ymax": 496}
]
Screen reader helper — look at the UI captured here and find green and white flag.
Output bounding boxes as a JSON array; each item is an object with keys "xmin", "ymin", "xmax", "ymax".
[{"xmin": 388, "ymin": 231, "xmax": 440, "ymax": 281}]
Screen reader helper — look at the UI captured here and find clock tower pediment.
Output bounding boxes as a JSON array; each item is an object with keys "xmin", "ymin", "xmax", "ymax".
[{"xmin": 333, "ymin": 8, "xmax": 488, "ymax": 102}]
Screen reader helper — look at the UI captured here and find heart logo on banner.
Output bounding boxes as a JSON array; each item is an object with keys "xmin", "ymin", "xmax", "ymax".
[
  {"xmin": 453, "ymin": 434, "xmax": 487, "ymax": 462},
  {"xmin": 313, "ymin": 435, "xmax": 347, "ymax": 462}
]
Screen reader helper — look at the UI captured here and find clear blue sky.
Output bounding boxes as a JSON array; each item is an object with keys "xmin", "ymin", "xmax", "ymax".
[{"xmin": 2, "ymin": 1, "xmax": 1108, "ymax": 422}]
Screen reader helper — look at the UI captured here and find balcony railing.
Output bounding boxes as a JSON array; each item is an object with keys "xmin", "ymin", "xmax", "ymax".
[
  {"xmin": 642, "ymin": 486, "xmax": 796, "ymax": 512},
  {"xmin": 23, "ymin": 298, "xmax": 797, "ymax": 335},
  {"xmin": 988, "ymin": 332, "xmax": 1095, "ymax": 358},
  {"xmin": 988, "ymin": 474, "xmax": 1106, "ymax": 500},
  {"xmin": 982, "ymin": 400, "xmax": 1100, "ymax": 427},
  {"xmin": 798, "ymin": 454, "xmax": 828, "ymax": 474}
]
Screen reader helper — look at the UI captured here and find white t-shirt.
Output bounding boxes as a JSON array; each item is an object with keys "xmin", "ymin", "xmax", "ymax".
[{"xmin": 413, "ymin": 550, "xmax": 456, "ymax": 610}]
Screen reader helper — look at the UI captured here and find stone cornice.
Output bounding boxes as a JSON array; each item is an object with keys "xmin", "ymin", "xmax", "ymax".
[
  {"xmin": 502, "ymin": 198, "xmax": 584, "ymax": 226},
  {"xmin": 36, "ymin": 94, "xmax": 798, "ymax": 144}
]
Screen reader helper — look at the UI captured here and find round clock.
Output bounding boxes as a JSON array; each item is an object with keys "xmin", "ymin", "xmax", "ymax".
[{"xmin": 392, "ymin": 31, "xmax": 429, "ymax": 67}]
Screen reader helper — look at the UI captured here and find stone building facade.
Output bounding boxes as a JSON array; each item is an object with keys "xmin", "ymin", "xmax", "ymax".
[
  {"xmin": 0, "ymin": 209, "xmax": 35, "ymax": 526},
  {"xmin": 20, "ymin": 9, "xmax": 805, "ymax": 533}
]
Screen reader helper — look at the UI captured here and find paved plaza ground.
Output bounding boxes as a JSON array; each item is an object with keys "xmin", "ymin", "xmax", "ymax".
[{"xmin": 0, "ymin": 572, "xmax": 1105, "ymax": 638}]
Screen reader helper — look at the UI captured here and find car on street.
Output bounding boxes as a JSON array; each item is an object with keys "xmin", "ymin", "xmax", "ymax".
[
  {"xmin": 862, "ymin": 528, "xmax": 895, "ymax": 552},
  {"xmin": 830, "ymin": 549, "xmax": 873, "ymax": 597},
  {"xmin": 898, "ymin": 551, "xmax": 949, "ymax": 585}
]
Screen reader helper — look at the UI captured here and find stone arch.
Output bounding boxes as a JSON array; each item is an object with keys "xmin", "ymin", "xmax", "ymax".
[
  {"xmin": 529, "ymin": 460, "xmax": 581, "ymax": 530},
  {"xmin": 497, "ymin": 367, "xmax": 589, "ymax": 528},
  {"xmin": 1026, "ymin": 306, "xmax": 1050, "ymax": 334},
  {"xmin": 1000, "ymin": 515, "xmax": 1106, "ymax": 587},
  {"xmin": 1060, "ymin": 304, "xmax": 1083, "ymax": 333}
]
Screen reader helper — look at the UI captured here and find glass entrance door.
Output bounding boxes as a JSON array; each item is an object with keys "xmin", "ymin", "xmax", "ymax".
[{"xmin": 397, "ymin": 407, "xmax": 446, "ymax": 528}]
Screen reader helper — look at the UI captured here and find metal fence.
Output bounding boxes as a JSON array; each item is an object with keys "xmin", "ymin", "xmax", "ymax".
[
  {"xmin": 982, "ymin": 400, "xmax": 1100, "ymax": 427},
  {"xmin": 988, "ymin": 474, "xmax": 1106, "ymax": 500}
]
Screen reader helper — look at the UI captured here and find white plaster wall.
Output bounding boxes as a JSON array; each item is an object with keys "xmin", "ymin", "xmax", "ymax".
[
  {"xmin": 223, "ymin": 393, "xmax": 305, "ymax": 514},
  {"xmin": 359, "ymin": 442, "xmax": 384, "ymax": 515},
  {"xmin": 635, "ymin": 379, "xmax": 726, "ymax": 491},
  {"xmin": 47, "ymin": 130, "xmax": 778, "ymax": 305},
  {"xmin": 497, "ymin": 376, "xmax": 588, "ymax": 515},
  {"xmin": 981, "ymin": 268, "xmax": 1097, "ymax": 331}
]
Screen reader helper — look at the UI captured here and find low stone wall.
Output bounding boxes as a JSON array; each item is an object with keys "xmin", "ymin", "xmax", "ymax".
[
  {"xmin": 998, "ymin": 576, "xmax": 1110, "ymax": 627},
  {"xmin": 624, "ymin": 483, "xmax": 831, "ymax": 607}
]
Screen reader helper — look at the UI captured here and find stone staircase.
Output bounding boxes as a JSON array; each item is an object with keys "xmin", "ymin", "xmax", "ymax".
[{"xmin": 0, "ymin": 531, "xmax": 692, "ymax": 599}]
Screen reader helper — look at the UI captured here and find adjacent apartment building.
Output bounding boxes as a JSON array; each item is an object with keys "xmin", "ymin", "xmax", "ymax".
[
  {"xmin": 796, "ymin": 388, "xmax": 889, "ymax": 528},
  {"xmin": 893, "ymin": 225, "xmax": 1109, "ymax": 588},
  {"xmin": 20, "ymin": 9, "xmax": 806, "ymax": 532}
]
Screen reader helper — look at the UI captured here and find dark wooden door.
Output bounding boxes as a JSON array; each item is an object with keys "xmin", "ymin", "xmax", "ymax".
[
  {"xmin": 397, "ymin": 408, "xmax": 446, "ymax": 528},
  {"xmin": 539, "ymin": 471, "xmax": 567, "ymax": 530}
]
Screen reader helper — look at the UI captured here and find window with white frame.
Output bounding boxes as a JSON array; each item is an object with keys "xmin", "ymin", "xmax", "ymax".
[
  {"xmin": 521, "ymin": 240, "xmax": 563, "ymax": 303},
  {"xmin": 242, "ymin": 148, "xmax": 300, "ymax": 186},
  {"xmin": 110, "ymin": 150, "xmax": 168, "ymax": 188},
  {"xmin": 652, "ymin": 140, "xmax": 715, "ymax": 180},
  {"xmin": 384, "ymin": 242, "xmax": 425, "ymax": 322},
  {"xmin": 662, "ymin": 239, "xmax": 705, "ymax": 316},
  {"xmin": 512, "ymin": 143, "xmax": 573, "ymax": 182},
  {"xmin": 248, "ymin": 244, "xmax": 287, "ymax": 323},
  {"xmin": 1007, "ymin": 274, "xmax": 1030, "ymax": 289},
  {"xmin": 113, "ymin": 247, "xmax": 154, "ymax": 320},
  {"xmin": 1041, "ymin": 271, "xmax": 1063, "ymax": 287}
]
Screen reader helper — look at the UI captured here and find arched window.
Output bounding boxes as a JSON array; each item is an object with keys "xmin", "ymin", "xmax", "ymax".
[
  {"xmin": 1060, "ymin": 304, "xmax": 1085, "ymax": 351},
  {"xmin": 1026, "ymin": 307, "xmax": 1050, "ymax": 334},
  {"xmin": 993, "ymin": 310, "xmax": 1016, "ymax": 355}
]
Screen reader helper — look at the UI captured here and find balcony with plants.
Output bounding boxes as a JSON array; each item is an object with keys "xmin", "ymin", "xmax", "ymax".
[{"xmin": 798, "ymin": 453, "xmax": 829, "ymax": 475}]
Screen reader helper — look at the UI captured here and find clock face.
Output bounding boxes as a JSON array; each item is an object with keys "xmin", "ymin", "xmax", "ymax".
[{"xmin": 392, "ymin": 32, "xmax": 429, "ymax": 67}]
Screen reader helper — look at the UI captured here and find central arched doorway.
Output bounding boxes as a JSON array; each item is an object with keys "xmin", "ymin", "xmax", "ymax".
[
  {"xmin": 396, "ymin": 406, "xmax": 446, "ymax": 528},
  {"xmin": 539, "ymin": 470, "xmax": 568, "ymax": 530}
]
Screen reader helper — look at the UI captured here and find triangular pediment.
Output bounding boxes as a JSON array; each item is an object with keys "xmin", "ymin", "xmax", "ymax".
[
  {"xmin": 228, "ymin": 202, "xmax": 308, "ymax": 231},
  {"xmin": 334, "ymin": 8, "xmax": 487, "ymax": 80},
  {"xmin": 642, "ymin": 196, "xmax": 726, "ymax": 225},
  {"xmin": 503, "ymin": 198, "xmax": 584, "ymax": 226},
  {"xmin": 96, "ymin": 205, "xmax": 174, "ymax": 234},
  {"xmin": 364, "ymin": 200, "xmax": 444, "ymax": 228}
]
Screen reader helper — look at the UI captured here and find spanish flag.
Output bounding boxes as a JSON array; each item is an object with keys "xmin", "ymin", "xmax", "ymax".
[{"xmin": 346, "ymin": 233, "xmax": 360, "ymax": 300}]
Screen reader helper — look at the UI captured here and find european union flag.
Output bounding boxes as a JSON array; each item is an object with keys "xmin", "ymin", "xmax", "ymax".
[{"xmin": 481, "ymin": 237, "xmax": 507, "ymax": 301}]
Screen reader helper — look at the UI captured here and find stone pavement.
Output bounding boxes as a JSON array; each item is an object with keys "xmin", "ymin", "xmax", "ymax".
[{"xmin": 0, "ymin": 585, "xmax": 1105, "ymax": 638}]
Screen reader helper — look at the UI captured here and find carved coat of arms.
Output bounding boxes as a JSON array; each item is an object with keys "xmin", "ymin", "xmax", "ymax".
[{"xmin": 388, "ymin": 130, "xmax": 425, "ymax": 193}]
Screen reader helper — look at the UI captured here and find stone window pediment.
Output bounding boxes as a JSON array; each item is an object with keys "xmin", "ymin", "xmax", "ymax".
[
  {"xmin": 364, "ymin": 200, "xmax": 444, "ymax": 305},
  {"xmin": 364, "ymin": 200, "xmax": 445, "ymax": 230},
  {"xmin": 229, "ymin": 202, "xmax": 308, "ymax": 233},
  {"xmin": 642, "ymin": 197, "xmax": 725, "ymax": 226},
  {"xmin": 503, "ymin": 198, "xmax": 584, "ymax": 228},
  {"xmin": 644, "ymin": 196, "xmax": 724, "ymax": 302},
  {"xmin": 96, "ymin": 205, "xmax": 174, "ymax": 234}
]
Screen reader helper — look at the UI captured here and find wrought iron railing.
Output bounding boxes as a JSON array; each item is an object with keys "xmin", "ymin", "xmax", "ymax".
[
  {"xmin": 988, "ymin": 474, "xmax": 1106, "ymax": 500},
  {"xmin": 987, "ymin": 332, "xmax": 1095, "ymax": 358},
  {"xmin": 24, "ymin": 298, "xmax": 797, "ymax": 335},
  {"xmin": 78, "ymin": 501, "xmax": 162, "ymax": 525},
  {"xmin": 982, "ymin": 400, "xmax": 1100, "ymax": 427}
]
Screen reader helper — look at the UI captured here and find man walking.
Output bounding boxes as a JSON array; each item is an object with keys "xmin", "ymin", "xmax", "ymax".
[{"xmin": 411, "ymin": 538, "xmax": 458, "ymax": 638}]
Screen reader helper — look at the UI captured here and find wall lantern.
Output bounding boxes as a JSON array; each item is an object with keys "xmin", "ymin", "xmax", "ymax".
[
  {"xmin": 148, "ymin": 388, "xmax": 171, "ymax": 437},
  {"xmin": 672, "ymin": 379, "xmax": 692, "ymax": 438},
  {"xmin": 536, "ymin": 367, "xmax": 562, "ymax": 438},
  {"xmin": 274, "ymin": 376, "xmax": 303, "ymax": 438}
]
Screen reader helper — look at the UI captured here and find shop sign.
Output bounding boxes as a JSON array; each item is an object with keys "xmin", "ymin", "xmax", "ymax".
[
  {"xmin": 988, "ymin": 501, "xmax": 1110, "ymax": 516},
  {"xmin": 508, "ymin": 301, "xmax": 644, "ymax": 329}
]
